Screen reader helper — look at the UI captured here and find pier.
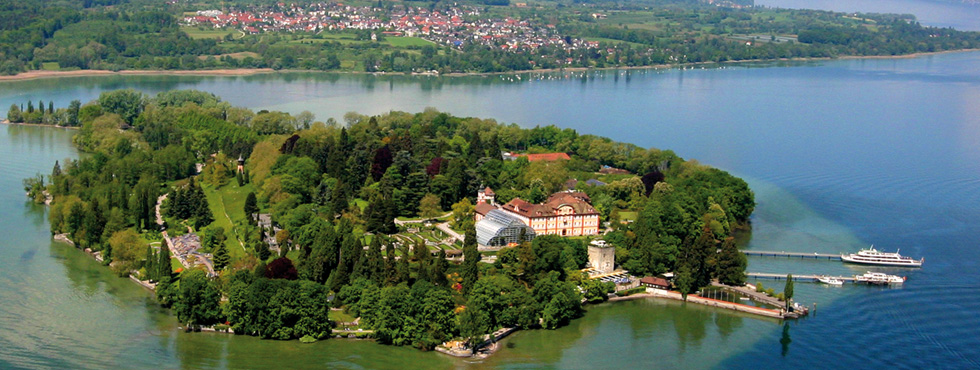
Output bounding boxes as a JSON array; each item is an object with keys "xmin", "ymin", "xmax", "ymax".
[
  {"xmin": 743, "ymin": 250, "xmax": 842, "ymax": 260},
  {"xmin": 747, "ymin": 272, "xmax": 856, "ymax": 283}
]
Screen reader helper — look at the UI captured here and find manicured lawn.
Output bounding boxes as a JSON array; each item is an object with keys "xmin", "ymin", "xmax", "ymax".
[
  {"xmin": 617, "ymin": 211, "xmax": 638, "ymax": 221},
  {"xmin": 218, "ymin": 182, "xmax": 255, "ymax": 224},
  {"xmin": 289, "ymin": 33, "xmax": 369, "ymax": 45},
  {"xmin": 170, "ymin": 257, "xmax": 184, "ymax": 272},
  {"xmin": 331, "ymin": 310, "xmax": 357, "ymax": 323},
  {"xmin": 41, "ymin": 62, "xmax": 60, "ymax": 71},
  {"xmin": 385, "ymin": 36, "xmax": 435, "ymax": 47},
  {"xmin": 181, "ymin": 26, "xmax": 239, "ymax": 40},
  {"xmin": 202, "ymin": 182, "xmax": 254, "ymax": 260},
  {"xmin": 583, "ymin": 37, "xmax": 649, "ymax": 49},
  {"xmin": 285, "ymin": 249, "xmax": 301, "ymax": 262}
]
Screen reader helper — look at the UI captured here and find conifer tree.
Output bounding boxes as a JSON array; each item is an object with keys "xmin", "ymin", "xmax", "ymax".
[
  {"xmin": 414, "ymin": 240, "xmax": 431, "ymax": 282},
  {"xmin": 243, "ymin": 191, "xmax": 258, "ymax": 222},
  {"xmin": 352, "ymin": 238, "xmax": 369, "ymax": 280},
  {"xmin": 366, "ymin": 236, "xmax": 384, "ymax": 284},
  {"xmin": 714, "ymin": 237, "xmax": 747, "ymax": 286},
  {"xmin": 784, "ymin": 274, "xmax": 794, "ymax": 311},
  {"xmin": 213, "ymin": 242, "xmax": 230, "ymax": 270},
  {"xmin": 254, "ymin": 240, "xmax": 271, "ymax": 261},
  {"xmin": 396, "ymin": 244, "xmax": 410, "ymax": 284},
  {"xmin": 144, "ymin": 245, "xmax": 156, "ymax": 281},
  {"xmin": 384, "ymin": 241, "xmax": 398, "ymax": 285},
  {"xmin": 331, "ymin": 180, "xmax": 348, "ymax": 217},
  {"xmin": 431, "ymin": 249, "xmax": 449, "ymax": 287},
  {"xmin": 330, "ymin": 234, "xmax": 360, "ymax": 291},
  {"xmin": 462, "ymin": 224, "xmax": 479, "ymax": 293},
  {"xmin": 365, "ymin": 195, "xmax": 385, "ymax": 233},
  {"xmin": 158, "ymin": 242, "xmax": 172, "ymax": 280}
]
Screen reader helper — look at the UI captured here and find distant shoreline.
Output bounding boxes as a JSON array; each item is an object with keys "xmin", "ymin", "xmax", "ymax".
[
  {"xmin": 0, "ymin": 68, "xmax": 276, "ymax": 82},
  {"xmin": 1, "ymin": 49, "xmax": 977, "ymax": 82}
]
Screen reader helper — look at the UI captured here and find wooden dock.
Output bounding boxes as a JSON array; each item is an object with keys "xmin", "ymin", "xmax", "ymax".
[
  {"xmin": 743, "ymin": 250, "xmax": 842, "ymax": 260},
  {"xmin": 747, "ymin": 272, "xmax": 856, "ymax": 283}
]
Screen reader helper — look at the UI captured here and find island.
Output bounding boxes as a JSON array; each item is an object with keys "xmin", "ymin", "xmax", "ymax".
[
  {"xmin": 23, "ymin": 88, "xmax": 756, "ymax": 354},
  {"xmin": 3, "ymin": 0, "xmax": 980, "ymax": 77}
]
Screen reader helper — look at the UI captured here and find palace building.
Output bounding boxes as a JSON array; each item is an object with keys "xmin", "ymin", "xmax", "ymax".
[{"xmin": 474, "ymin": 187, "xmax": 601, "ymax": 245}]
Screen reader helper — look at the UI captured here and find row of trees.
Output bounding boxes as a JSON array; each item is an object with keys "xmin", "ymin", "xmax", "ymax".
[{"xmin": 7, "ymin": 100, "xmax": 81, "ymax": 127}]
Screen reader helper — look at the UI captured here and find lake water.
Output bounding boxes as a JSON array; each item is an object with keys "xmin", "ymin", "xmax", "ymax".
[{"xmin": 3, "ymin": 37, "xmax": 980, "ymax": 370}]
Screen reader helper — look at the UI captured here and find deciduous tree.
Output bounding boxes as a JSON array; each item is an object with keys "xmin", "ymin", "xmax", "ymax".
[{"xmin": 418, "ymin": 193, "xmax": 441, "ymax": 220}]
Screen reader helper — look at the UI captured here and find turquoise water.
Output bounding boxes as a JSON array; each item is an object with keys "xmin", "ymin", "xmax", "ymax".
[{"xmin": 2, "ymin": 52, "xmax": 980, "ymax": 370}]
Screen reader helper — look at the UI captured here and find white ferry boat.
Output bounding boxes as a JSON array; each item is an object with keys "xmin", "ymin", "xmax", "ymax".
[
  {"xmin": 854, "ymin": 271, "xmax": 905, "ymax": 285},
  {"xmin": 841, "ymin": 246, "xmax": 923, "ymax": 267},
  {"xmin": 817, "ymin": 276, "xmax": 844, "ymax": 285}
]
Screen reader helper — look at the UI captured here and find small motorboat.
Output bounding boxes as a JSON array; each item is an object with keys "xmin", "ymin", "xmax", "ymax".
[{"xmin": 817, "ymin": 275, "xmax": 844, "ymax": 285}]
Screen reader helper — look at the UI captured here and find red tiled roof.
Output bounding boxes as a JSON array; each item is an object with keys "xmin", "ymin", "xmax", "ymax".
[
  {"xmin": 500, "ymin": 191, "xmax": 597, "ymax": 218},
  {"xmin": 523, "ymin": 152, "xmax": 570, "ymax": 162},
  {"xmin": 474, "ymin": 202, "xmax": 496, "ymax": 216},
  {"xmin": 640, "ymin": 276, "xmax": 670, "ymax": 287}
]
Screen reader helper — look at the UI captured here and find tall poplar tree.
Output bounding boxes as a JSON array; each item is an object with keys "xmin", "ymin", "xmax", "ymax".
[
  {"xmin": 431, "ymin": 249, "xmax": 449, "ymax": 287},
  {"xmin": 784, "ymin": 274, "xmax": 794, "ymax": 311},
  {"xmin": 365, "ymin": 236, "xmax": 384, "ymax": 284},
  {"xmin": 158, "ymin": 242, "xmax": 172, "ymax": 280},
  {"xmin": 144, "ymin": 245, "xmax": 156, "ymax": 281},
  {"xmin": 384, "ymin": 242, "xmax": 398, "ymax": 285},
  {"xmin": 462, "ymin": 224, "xmax": 479, "ymax": 293}
]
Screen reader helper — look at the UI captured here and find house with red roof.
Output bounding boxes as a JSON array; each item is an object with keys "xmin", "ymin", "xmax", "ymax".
[{"xmin": 524, "ymin": 152, "xmax": 571, "ymax": 162}]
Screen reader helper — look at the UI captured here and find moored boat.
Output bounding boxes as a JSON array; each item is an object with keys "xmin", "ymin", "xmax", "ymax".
[
  {"xmin": 841, "ymin": 246, "xmax": 923, "ymax": 267},
  {"xmin": 854, "ymin": 271, "xmax": 905, "ymax": 285},
  {"xmin": 817, "ymin": 275, "xmax": 844, "ymax": 285}
]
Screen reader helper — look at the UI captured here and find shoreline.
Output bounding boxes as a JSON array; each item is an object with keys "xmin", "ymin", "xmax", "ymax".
[
  {"xmin": 1, "ymin": 49, "xmax": 976, "ymax": 82},
  {"xmin": 0, "ymin": 68, "xmax": 277, "ymax": 82},
  {"xmin": 2, "ymin": 120, "xmax": 80, "ymax": 129}
]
